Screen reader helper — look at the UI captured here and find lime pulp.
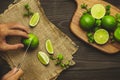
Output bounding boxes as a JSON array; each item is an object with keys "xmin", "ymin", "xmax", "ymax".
[
  {"xmin": 91, "ymin": 4, "xmax": 106, "ymax": 19},
  {"xmin": 38, "ymin": 51, "xmax": 49, "ymax": 65},
  {"xmin": 29, "ymin": 12, "xmax": 40, "ymax": 27},
  {"xmin": 46, "ymin": 39, "xmax": 54, "ymax": 54},
  {"xmin": 94, "ymin": 29, "xmax": 109, "ymax": 44}
]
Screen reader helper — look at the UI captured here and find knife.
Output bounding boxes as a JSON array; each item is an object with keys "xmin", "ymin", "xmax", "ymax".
[
  {"xmin": 13, "ymin": 0, "xmax": 21, "ymax": 4},
  {"xmin": 16, "ymin": 39, "xmax": 32, "ymax": 69}
]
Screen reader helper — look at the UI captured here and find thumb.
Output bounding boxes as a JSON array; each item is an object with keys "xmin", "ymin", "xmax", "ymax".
[
  {"xmin": 12, "ymin": 68, "xmax": 23, "ymax": 79},
  {"xmin": 2, "ymin": 68, "xmax": 18, "ymax": 80}
]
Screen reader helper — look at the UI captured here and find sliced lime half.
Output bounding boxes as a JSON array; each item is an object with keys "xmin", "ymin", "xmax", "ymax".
[
  {"xmin": 94, "ymin": 29, "xmax": 109, "ymax": 44},
  {"xmin": 29, "ymin": 12, "xmax": 40, "ymax": 27},
  {"xmin": 46, "ymin": 39, "xmax": 54, "ymax": 54},
  {"xmin": 91, "ymin": 4, "xmax": 106, "ymax": 19},
  {"xmin": 38, "ymin": 51, "xmax": 49, "ymax": 65}
]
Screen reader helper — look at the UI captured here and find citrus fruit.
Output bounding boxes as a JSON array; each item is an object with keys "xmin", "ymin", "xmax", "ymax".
[
  {"xmin": 80, "ymin": 14, "xmax": 95, "ymax": 30},
  {"xmin": 57, "ymin": 53, "xmax": 64, "ymax": 60},
  {"xmin": 46, "ymin": 39, "xmax": 54, "ymax": 54},
  {"xmin": 101, "ymin": 15, "xmax": 117, "ymax": 30},
  {"xmin": 114, "ymin": 27, "xmax": 120, "ymax": 42},
  {"xmin": 21, "ymin": 33, "xmax": 39, "ymax": 49},
  {"xmin": 29, "ymin": 12, "xmax": 40, "ymax": 27},
  {"xmin": 91, "ymin": 4, "xmax": 106, "ymax": 19},
  {"xmin": 38, "ymin": 51, "xmax": 49, "ymax": 65},
  {"xmin": 94, "ymin": 29, "xmax": 109, "ymax": 44}
]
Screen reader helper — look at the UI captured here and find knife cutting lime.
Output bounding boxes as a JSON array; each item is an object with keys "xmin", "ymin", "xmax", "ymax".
[
  {"xmin": 46, "ymin": 39, "xmax": 54, "ymax": 54},
  {"xmin": 29, "ymin": 12, "xmax": 40, "ymax": 27},
  {"xmin": 94, "ymin": 29, "xmax": 109, "ymax": 45},
  {"xmin": 21, "ymin": 33, "xmax": 39, "ymax": 49},
  {"xmin": 91, "ymin": 4, "xmax": 106, "ymax": 19},
  {"xmin": 38, "ymin": 51, "xmax": 49, "ymax": 65}
]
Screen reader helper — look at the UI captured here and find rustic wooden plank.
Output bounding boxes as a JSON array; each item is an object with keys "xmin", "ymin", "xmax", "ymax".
[
  {"xmin": 1, "ymin": 0, "xmax": 120, "ymax": 80},
  {"xmin": 57, "ymin": 68, "xmax": 120, "ymax": 80}
]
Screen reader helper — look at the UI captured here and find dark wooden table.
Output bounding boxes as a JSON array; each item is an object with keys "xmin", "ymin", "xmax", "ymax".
[{"xmin": 1, "ymin": 0, "xmax": 120, "ymax": 80}]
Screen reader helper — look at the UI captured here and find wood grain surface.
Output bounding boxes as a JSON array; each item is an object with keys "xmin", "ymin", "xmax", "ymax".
[{"xmin": 0, "ymin": 0, "xmax": 120, "ymax": 80}]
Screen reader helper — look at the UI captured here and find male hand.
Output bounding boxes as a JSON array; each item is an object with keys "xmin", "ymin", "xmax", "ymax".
[{"xmin": 0, "ymin": 23, "xmax": 29, "ymax": 51}]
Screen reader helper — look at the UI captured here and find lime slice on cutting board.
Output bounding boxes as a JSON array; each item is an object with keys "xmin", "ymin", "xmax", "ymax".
[
  {"xmin": 94, "ymin": 29, "xmax": 109, "ymax": 44},
  {"xmin": 29, "ymin": 12, "xmax": 40, "ymax": 27},
  {"xmin": 91, "ymin": 4, "xmax": 106, "ymax": 19},
  {"xmin": 46, "ymin": 39, "xmax": 54, "ymax": 54},
  {"xmin": 38, "ymin": 51, "xmax": 49, "ymax": 65}
]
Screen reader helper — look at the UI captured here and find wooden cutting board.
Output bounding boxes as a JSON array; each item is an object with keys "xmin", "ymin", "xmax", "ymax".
[{"xmin": 70, "ymin": 0, "xmax": 120, "ymax": 54}]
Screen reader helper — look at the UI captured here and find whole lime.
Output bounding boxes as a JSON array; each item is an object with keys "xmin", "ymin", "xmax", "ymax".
[
  {"xmin": 21, "ymin": 33, "xmax": 39, "ymax": 49},
  {"xmin": 114, "ymin": 27, "xmax": 120, "ymax": 42},
  {"xmin": 101, "ymin": 15, "xmax": 117, "ymax": 30},
  {"xmin": 80, "ymin": 14, "xmax": 95, "ymax": 31}
]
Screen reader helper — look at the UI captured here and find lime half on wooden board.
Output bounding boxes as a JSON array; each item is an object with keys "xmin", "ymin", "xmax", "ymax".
[
  {"xmin": 91, "ymin": 4, "xmax": 106, "ymax": 19},
  {"xmin": 94, "ymin": 29, "xmax": 109, "ymax": 45}
]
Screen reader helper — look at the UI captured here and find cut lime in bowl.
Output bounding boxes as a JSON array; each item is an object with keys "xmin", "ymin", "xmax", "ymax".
[
  {"xmin": 91, "ymin": 4, "xmax": 106, "ymax": 19},
  {"xmin": 38, "ymin": 51, "xmax": 49, "ymax": 65},
  {"xmin": 29, "ymin": 12, "xmax": 40, "ymax": 27},
  {"xmin": 94, "ymin": 29, "xmax": 109, "ymax": 45},
  {"xmin": 46, "ymin": 39, "xmax": 54, "ymax": 54}
]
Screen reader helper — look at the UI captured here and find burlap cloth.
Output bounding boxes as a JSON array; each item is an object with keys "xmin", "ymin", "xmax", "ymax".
[{"xmin": 0, "ymin": 0, "xmax": 78, "ymax": 80}]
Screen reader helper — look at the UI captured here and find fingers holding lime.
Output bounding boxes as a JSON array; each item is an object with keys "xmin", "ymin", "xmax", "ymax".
[{"xmin": 91, "ymin": 4, "xmax": 106, "ymax": 19}]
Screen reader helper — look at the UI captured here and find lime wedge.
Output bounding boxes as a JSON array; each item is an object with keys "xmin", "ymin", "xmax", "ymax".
[
  {"xmin": 91, "ymin": 4, "xmax": 106, "ymax": 19},
  {"xmin": 38, "ymin": 51, "xmax": 49, "ymax": 65},
  {"xmin": 94, "ymin": 29, "xmax": 109, "ymax": 44},
  {"xmin": 46, "ymin": 39, "xmax": 54, "ymax": 54},
  {"xmin": 29, "ymin": 12, "xmax": 40, "ymax": 27}
]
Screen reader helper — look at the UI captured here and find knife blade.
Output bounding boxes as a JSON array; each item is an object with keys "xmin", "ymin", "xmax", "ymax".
[
  {"xmin": 17, "ymin": 39, "xmax": 32, "ymax": 69},
  {"xmin": 13, "ymin": 0, "xmax": 21, "ymax": 4}
]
